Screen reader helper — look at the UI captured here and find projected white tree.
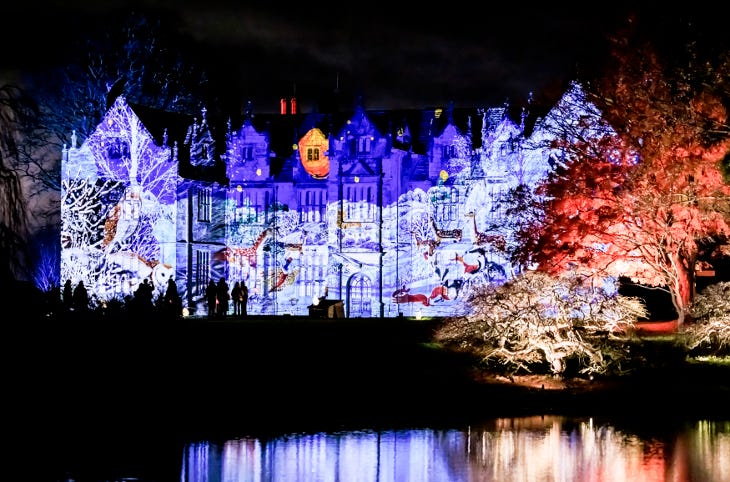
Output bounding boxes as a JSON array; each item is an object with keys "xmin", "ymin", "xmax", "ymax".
[{"xmin": 61, "ymin": 97, "xmax": 177, "ymax": 302}]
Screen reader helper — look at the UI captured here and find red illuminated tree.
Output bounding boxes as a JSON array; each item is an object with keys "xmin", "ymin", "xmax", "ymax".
[{"xmin": 515, "ymin": 26, "xmax": 730, "ymax": 326}]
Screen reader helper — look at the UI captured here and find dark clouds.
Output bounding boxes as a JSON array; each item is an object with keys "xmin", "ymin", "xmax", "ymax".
[
  {"xmin": 3, "ymin": 2, "xmax": 726, "ymax": 113},
  {"xmin": 160, "ymin": 4, "xmax": 632, "ymax": 113}
]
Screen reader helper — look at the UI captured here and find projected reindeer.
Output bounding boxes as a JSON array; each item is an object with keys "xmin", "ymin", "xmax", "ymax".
[
  {"xmin": 464, "ymin": 211, "xmax": 506, "ymax": 251},
  {"xmin": 430, "ymin": 217, "xmax": 462, "ymax": 243}
]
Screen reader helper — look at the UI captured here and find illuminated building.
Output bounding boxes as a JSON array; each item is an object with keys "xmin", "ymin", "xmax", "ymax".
[{"xmin": 60, "ymin": 83, "xmax": 591, "ymax": 317}]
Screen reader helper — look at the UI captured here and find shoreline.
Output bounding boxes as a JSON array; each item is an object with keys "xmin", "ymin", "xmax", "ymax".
[{"xmin": 12, "ymin": 315, "xmax": 730, "ymax": 439}]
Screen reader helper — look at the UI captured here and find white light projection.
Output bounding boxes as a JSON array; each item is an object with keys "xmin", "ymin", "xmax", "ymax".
[
  {"xmin": 61, "ymin": 97, "xmax": 177, "ymax": 305},
  {"xmin": 59, "ymin": 85, "xmax": 598, "ymax": 316}
]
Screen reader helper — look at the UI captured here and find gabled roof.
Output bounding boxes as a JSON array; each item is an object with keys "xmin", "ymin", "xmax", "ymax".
[{"xmin": 98, "ymin": 95, "xmax": 524, "ymax": 183}]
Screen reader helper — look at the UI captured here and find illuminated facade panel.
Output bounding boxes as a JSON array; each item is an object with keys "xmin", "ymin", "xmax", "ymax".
[{"xmin": 60, "ymin": 84, "xmax": 593, "ymax": 318}]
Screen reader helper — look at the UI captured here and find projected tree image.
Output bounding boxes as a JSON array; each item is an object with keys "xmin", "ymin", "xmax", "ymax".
[{"xmin": 61, "ymin": 97, "xmax": 176, "ymax": 304}]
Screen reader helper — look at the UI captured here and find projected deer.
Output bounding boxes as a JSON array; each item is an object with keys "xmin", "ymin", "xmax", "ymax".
[
  {"xmin": 430, "ymin": 216, "xmax": 462, "ymax": 243},
  {"xmin": 464, "ymin": 211, "xmax": 506, "ymax": 251}
]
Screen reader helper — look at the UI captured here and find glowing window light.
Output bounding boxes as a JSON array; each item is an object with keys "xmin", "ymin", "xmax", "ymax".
[
  {"xmin": 439, "ymin": 170, "xmax": 448, "ymax": 181},
  {"xmin": 256, "ymin": 168, "xmax": 262, "ymax": 176}
]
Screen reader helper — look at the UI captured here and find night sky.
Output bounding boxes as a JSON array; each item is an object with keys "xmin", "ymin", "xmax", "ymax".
[{"xmin": 3, "ymin": 2, "xmax": 727, "ymax": 113}]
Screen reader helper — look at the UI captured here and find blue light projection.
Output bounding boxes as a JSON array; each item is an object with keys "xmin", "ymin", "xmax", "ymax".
[{"xmin": 60, "ymin": 83, "xmax": 589, "ymax": 318}]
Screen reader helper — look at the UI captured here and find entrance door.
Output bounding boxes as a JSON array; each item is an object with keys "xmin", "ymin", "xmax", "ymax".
[{"xmin": 347, "ymin": 274, "xmax": 372, "ymax": 318}]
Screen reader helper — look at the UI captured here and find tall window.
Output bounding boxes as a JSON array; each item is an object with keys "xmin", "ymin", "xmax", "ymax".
[
  {"xmin": 345, "ymin": 184, "xmax": 373, "ymax": 221},
  {"xmin": 195, "ymin": 249, "xmax": 210, "ymax": 295},
  {"xmin": 358, "ymin": 137, "xmax": 371, "ymax": 154},
  {"xmin": 434, "ymin": 187, "xmax": 459, "ymax": 222},
  {"xmin": 265, "ymin": 190, "xmax": 277, "ymax": 223},
  {"xmin": 298, "ymin": 252, "xmax": 327, "ymax": 301},
  {"xmin": 487, "ymin": 186, "xmax": 506, "ymax": 221},
  {"xmin": 197, "ymin": 187, "xmax": 212, "ymax": 222},
  {"xmin": 347, "ymin": 136, "xmax": 372, "ymax": 156},
  {"xmin": 121, "ymin": 189, "xmax": 141, "ymax": 221},
  {"xmin": 348, "ymin": 274, "xmax": 372, "ymax": 317},
  {"xmin": 442, "ymin": 145, "xmax": 456, "ymax": 159},
  {"xmin": 242, "ymin": 145, "xmax": 254, "ymax": 161},
  {"xmin": 299, "ymin": 189, "xmax": 326, "ymax": 223},
  {"xmin": 237, "ymin": 190, "xmax": 263, "ymax": 223},
  {"xmin": 307, "ymin": 148, "xmax": 320, "ymax": 161}
]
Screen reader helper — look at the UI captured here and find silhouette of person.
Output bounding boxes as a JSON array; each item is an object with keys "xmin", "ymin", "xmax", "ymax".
[
  {"xmin": 134, "ymin": 278, "xmax": 154, "ymax": 313},
  {"xmin": 241, "ymin": 281, "xmax": 249, "ymax": 317},
  {"xmin": 163, "ymin": 277, "xmax": 182, "ymax": 319},
  {"xmin": 62, "ymin": 280, "xmax": 73, "ymax": 312},
  {"xmin": 72, "ymin": 280, "xmax": 89, "ymax": 312},
  {"xmin": 216, "ymin": 277, "xmax": 230, "ymax": 318},
  {"xmin": 206, "ymin": 279, "xmax": 217, "ymax": 318},
  {"xmin": 231, "ymin": 281, "xmax": 242, "ymax": 316}
]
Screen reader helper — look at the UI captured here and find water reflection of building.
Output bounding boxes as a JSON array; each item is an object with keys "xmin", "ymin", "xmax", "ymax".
[
  {"xmin": 60, "ymin": 83, "xmax": 591, "ymax": 317},
  {"xmin": 180, "ymin": 418, "xmax": 730, "ymax": 482}
]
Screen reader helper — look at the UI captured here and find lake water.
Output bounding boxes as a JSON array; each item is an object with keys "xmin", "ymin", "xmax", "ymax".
[
  {"xmin": 43, "ymin": 415, "xmax": 729, "ymax": 482},
  {"xmin": 17, "ymin": 319, "xmax": 730, "ymax": 481},
  {"xmin": 178, "ymin": 416, "xmax": 729, "ymax": 482}
]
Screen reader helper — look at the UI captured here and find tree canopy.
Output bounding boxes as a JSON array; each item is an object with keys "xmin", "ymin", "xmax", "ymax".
[
  {"xmin": 0, "ymin": 84, "xmax": 36, "ymax": 282},
  {"xmin": 511, "ymin": 21, "xmax": 730, "ymax": 325}
]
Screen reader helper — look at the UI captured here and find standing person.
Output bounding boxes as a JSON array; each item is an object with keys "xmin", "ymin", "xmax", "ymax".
[
  {"xmin": 62, "ymin": 279, "xmax": 73, "ymax": 312},
  {"xmin": 216, "ymin": 277, "xmax": 230, "ymax": 318},
  {"xmin": 134, "ymin": 278, "xmax": 154, "ymax": 313},
  {"xmin": 241, "ymin": 281, "xmax": 249, "ymax": 317},
  {"xmin": 206, "ymin": 279, "xmax": 217, "ymax": 318},
  {"xmin": 163, "ymin": 277, "xmax": 182, "ymax": 320},
  {"xmin": 72, "ymin": 280, "xmax": 89, "ymax": 312},
  {"xmin": 231, "ymin": 281, "xmax": 242, "ymax": 316}
]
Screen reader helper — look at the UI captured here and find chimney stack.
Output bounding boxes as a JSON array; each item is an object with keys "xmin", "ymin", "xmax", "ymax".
[{"xmin": 280, "ymin": 97, "xmax": 297, "ymax": 115}]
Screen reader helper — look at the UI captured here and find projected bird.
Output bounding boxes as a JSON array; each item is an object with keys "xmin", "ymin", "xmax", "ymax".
[
  {"xmin": 271, "ymin": 257, "xmax": 298, "ymax": 291},
  {"xmin": 103, "ymin": 186, "xmax": 142, "ymax": 253}
]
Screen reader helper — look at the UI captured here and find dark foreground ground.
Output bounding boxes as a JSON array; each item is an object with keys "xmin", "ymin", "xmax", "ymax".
[{"xmin": 8, "ymin": 315, "xmax": 730, "ymax": 480}]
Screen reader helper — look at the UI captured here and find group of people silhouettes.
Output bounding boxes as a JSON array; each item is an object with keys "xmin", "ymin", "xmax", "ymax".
[
  {"xmin": 61, "ymin": 277, "xmax": 183, "ymax": 320},
  {"xmin": 206, "ymin": 277, "xmax": 248, "ymax": 318},
  {"xmin": 62, "ymin": 279, "xmax": 89, "ymax": 312},
  {"xmin": 61, "ymin": 276, "xmax": 248, "ymax": 319}
]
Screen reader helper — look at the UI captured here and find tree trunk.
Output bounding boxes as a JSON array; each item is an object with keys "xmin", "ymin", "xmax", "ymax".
[{"xmin": 672, "ymin": 255, "xmax": 694, "ymax": 327}]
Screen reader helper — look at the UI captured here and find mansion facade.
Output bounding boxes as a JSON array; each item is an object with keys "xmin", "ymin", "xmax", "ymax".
[{"xmin": 60, "ymin": 83, "xmax": 590, "ymax": 317}]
